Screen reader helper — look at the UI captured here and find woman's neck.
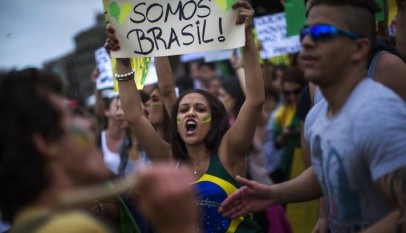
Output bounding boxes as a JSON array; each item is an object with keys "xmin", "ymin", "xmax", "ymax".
[
  {"xmin": 106, "ymin": 124, "xmax": 125, "ymax": 140},
  {"xmin": 186, "ymin": 144, "xmax": 211, "ymax": 162},
  {"xmin": 185, "ymin": 144, "xmax": 211, "ymax": 178}
]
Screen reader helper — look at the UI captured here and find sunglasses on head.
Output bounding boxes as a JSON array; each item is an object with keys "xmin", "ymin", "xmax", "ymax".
[{"xmin": 300, "ymin": 24, "xmax": 363, "ymax": 42}]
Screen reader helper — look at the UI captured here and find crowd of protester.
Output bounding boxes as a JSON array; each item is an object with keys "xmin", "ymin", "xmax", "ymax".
[{"xmin": 1, "ymin": 0, "xmax": 405, "ymax": 232}]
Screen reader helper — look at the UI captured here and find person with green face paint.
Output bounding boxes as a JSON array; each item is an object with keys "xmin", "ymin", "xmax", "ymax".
[
  {"xmin": 105, "ymin": 0, "xmax": 265, "ymax": 232},
  {"xmin": 0, "ymin": 68, "xmax": 113, "ymax": 233}
]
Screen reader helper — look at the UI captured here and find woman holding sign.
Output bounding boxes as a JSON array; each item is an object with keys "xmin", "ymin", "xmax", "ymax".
[{"xmin": 105, "ymin": 1, "xmax": 264, "ymax": 232}]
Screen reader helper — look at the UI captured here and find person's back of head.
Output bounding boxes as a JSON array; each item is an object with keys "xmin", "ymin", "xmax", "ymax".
[{"xmin": 0, "ymin": 68, "xmax": 64, "ymax": 222}]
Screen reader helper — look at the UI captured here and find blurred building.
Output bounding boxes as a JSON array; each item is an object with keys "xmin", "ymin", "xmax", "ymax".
[{"xmin": 44, "ymin": 13, "xmax": 106, "ymax": 103}]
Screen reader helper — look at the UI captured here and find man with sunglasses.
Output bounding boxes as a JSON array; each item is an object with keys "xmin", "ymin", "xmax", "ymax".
[
  {"xmin": 300, "ymin": 1, "xmax": 406, "ymax": 232},
  {"xmin": 219, "ymin": 1, "xmax": 406, "ymax": 232}
]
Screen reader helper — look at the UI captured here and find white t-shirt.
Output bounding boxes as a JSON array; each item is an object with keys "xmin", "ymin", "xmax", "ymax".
[
  {"xmin": 101, "ymin": 131, "xmax": 121, "ymax": 174},
  {"xmin": 305, "ymin": 79, "xmax": 406, "ymax": 232}
]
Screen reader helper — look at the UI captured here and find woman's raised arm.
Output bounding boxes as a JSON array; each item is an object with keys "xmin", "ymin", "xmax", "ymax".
[
  {"xmin": 220, "ymin": 0, "xmax": 265, "ymax": 163},
  {"xmin": 105, "ymin": 26, "xmax": 172, "ymax": 161}
]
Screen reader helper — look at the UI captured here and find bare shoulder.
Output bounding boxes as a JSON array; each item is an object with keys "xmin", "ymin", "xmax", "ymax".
[
  {"xmin": 374, "ymin": 53, "xmax": 406, "ymax": 101},
  {"xmin": 376, "ymin": 52, "xmax": 406, "ymax": 68}
]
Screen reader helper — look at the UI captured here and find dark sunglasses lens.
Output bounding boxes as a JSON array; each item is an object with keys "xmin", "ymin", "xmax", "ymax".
[
  {"xmin": 312, "ymin": 25, "xmax": 336, "ymax": 41},
  {"xmin": 300, "ymin": 27, "xmax": 309, "ymax": 42}
]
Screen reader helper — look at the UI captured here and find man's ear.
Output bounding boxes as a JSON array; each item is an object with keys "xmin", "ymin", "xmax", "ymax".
[
  {"xmin": 32, "ymin": 133, "xmax": 60, "ymax": 159},
  {"xmin": 352, "ymin": 38, "xmax": 371, "ymax": 63}
]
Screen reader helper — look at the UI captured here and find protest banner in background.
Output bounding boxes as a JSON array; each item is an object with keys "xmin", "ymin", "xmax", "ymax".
[
  {"xmin": 204, "ymin": 49, "xmax": 234, "ymax": 62},
  {"xmin": 180, "ymin": 52, "xmax": 205, "ymax": 62},
  {"xmin": 254, "ymin": 12, "xmax": 301, "ymax": 59},
  {"xmin": 106, "ymin": 0, "xmax": 244, "ymax": 58},
  {"xmin": 95, "ymin": 47, "xmax": 115, "ymax": 90}
]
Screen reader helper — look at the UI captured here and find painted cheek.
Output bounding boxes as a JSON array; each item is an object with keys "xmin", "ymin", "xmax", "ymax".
[
  {"xmin": 177, "ymin": 117, "xmax": 182, "ymax": 125},
  {"xmin": 202, "ymin": 115, "xmax": 212, "ymax": 123},
  {"xmin": 69, "ymin": 126, "xmax": 92, "ymax": 149}
]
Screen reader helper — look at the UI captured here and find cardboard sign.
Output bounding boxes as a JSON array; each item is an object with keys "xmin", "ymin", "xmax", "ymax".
[
  {"xmin": 254, "ymin": 12, "xmax": 301, "ymax": 59},
  {"xmin": 106, "ymin": 0, "xmax": 245, "ymax": 57},
  {"xmin": 95, "ymin": 47, "xmax": 115, "ymax": 90}
]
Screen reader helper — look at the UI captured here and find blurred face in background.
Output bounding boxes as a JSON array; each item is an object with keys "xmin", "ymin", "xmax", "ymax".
[
  {"xmin": 190, "ymin": 62, "xmax": 200, "ymax": 81},
  {"xmin": 105, "ymin": 97, "xmax": 119, "ymax": 123},
  {"xmin": 51, "ymin": 94, "xmax": 111, "ymax": 185},
  {"xmin": 114, "ymin": 98, "xmax": 129, "ymax": 129},
  {"xmin": 198, "ymin": 64, "xmax": 216, "ymax": 84},
  {"xmin": 282, "ymin": 81, "xmax": 302, "ymax": 105},
  {"xmin": 218, "ymin": 87, "xmax": 235, "ymax": 117},
  {"xmin": 208, "ymin": 78, "xmax": 221, "ymax": 98},
  {"xmin": 145, "ymin": 89, "xmax": 165, "ymax": 127},
  {"xmin": 273, "ymin": 68, "xmax": 284, "ymax": 92}
]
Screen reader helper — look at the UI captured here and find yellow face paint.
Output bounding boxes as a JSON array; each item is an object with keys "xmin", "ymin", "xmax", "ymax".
[
  {"xmin": 69, "ymin": 126, "xmax": 91, "ymax": 148},
  {"xmin": 202, "ymin": 115, "xmax": 212, "ymax": 123},
  {"xmin": 177, "ymin": 117, "xmax": 181, "ymax": 125}
]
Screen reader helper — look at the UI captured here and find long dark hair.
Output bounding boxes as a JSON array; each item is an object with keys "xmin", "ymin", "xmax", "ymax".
[{"xmin": 170, "ymin": 89, "xmax": 230, "ymax": 162}]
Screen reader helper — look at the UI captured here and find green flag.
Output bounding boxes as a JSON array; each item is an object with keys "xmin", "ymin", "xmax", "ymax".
[
  {"xmin": 375, "ymin": 0, "xmax": 386, "ymax": 22},
  {"xmin": 284, "ymin": 0, "xmax": 307, "ymax": 37}
]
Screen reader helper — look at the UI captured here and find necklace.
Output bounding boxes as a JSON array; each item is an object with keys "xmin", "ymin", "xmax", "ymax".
[{"xmin": 192, "ymin": 155, "xmax": 210, "ymax": 176}]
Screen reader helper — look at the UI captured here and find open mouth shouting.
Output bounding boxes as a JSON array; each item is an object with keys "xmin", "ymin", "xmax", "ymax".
[{"xmin": 185, "ymin": 119, "xmax": 197, "ymax": 136}]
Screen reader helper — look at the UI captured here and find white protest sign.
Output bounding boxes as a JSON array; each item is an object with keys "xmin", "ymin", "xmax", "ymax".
[
  {"xmin": 204, "ymin": 48, "xmax": 242, "ymax": 62},
  {"xmin": 204, "ymin": 49, "xmax": 234, "ymax": 62},
  {"xmin": 95, "ymin": 47, "xmax": 115, "ymax": 90},
  {"xmin": 107, "ymin": 0, "xmax": 245, "ymax": 58},
  {"xmin": 180, "ymin": 52, "xmax": 205, "ymax": 62},
  {"xmin": 254, "ymin": 12, "xmax": 301, "ymax": 59}
]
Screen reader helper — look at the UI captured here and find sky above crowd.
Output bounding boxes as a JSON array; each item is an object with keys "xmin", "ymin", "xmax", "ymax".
[{"xmin": 0, "ymin": 0, "xmax": 104, "ymax": 70}]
